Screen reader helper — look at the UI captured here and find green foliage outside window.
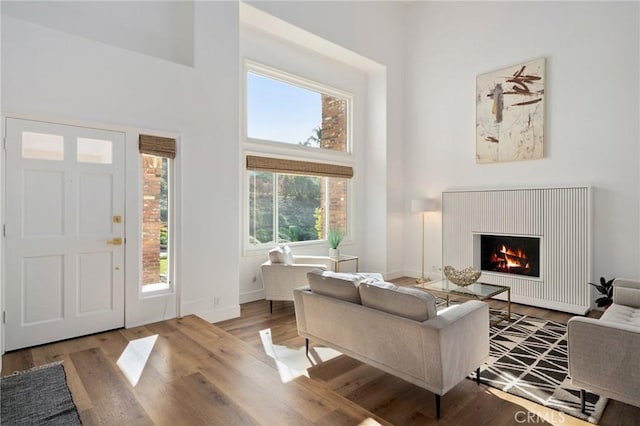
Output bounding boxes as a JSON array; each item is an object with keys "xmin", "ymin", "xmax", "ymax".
[{"xmin": 249, "ymin": 171, "xmax": 324, "ymax": 244}]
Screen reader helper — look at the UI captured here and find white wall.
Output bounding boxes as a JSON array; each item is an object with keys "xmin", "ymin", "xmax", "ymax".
[
  {"xmin": 0, "ymin": 0, "xmax": 408, "ymax": 337},
  {"xmin": 2, "ymin": 1, "xmax": 194, "ymax": 66},
  {"xmin": 403, "ymin": 2, "xmax": 640, "ymax": 283},
  {"xmin": 1, "ymin": 1, "xmax": 241, "ymax": 326},
  {"xmin": 0, "ymin": 9, "xmax": 3, "ymax": 365}
]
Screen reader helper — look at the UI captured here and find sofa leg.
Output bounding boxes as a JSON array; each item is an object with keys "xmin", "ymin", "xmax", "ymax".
[
  {"xmin": 270, "ymin": 300, "xmax": 273, "ymax": 314},
  {"xmin": 435, "ymin": 394, "xmax": 441, "ymax": 419},
  {"xmin": 476, "ymin": 367, "xmax": 481, "ymax": 385},
  {"xmin": 305, "ymin": 338, "xmax": 309, "ymax": 355},
  {"xmin": 580, "ymin": 389, "xmax": 586, "ymax": 414}
]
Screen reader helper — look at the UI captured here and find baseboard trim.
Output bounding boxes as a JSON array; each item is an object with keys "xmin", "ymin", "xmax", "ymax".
[
  {"xmin": 197, "ymin": 305, "xmax": 241, "ymax": 324},
  {"xmin": 491, "ymin": 292, "xmax": 589, "ymax": 315},
  {"xmin": 384, "ymin": 269, "xmax": 404, "ymax": 280},
  {"xmin": 182, "ymin": 300, "xmax": 241, "ymax": 323},
  {"xmin": 240, "ymin": 289, "xmax": 265, "ymax": 304}
]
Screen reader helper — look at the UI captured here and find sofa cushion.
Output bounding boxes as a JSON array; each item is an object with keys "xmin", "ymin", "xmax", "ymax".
[
  {"xmin": 360, "ymin": 282, "xmax": 438, "ymax": 322},
  {"xmin": 601, "ymin": 303, "xmax": 640, "ymax": 330},
  {"xmin": 356, "ymin": 272, "xmax": 385, "ymax": 284},
  {"xmin": 307, "ymin": 269, "xmax": 363, "ymax": 304}
]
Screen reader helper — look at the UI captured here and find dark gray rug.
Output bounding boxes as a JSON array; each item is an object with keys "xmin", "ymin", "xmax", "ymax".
[
  {"xmin": 1, "ymin": 362, "xmax": 82, "ymax": 425},
  {"xmin": 471, "ymin": 311, "xmax": 607, "ymax": 424}
]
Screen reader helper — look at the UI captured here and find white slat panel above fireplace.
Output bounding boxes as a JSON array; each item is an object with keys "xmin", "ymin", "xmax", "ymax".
[{"xmin": 442, "ymin": 187, "xmax": 591, "ymax": 314}]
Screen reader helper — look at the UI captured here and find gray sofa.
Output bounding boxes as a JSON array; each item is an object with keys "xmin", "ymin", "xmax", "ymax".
[
  {"xmin": 294, "ymin": 269, "xmax": 490, "ymax": 418},
  {"xmin": 568, "ymin": 278, "xmax": 640, "ymax": 412}
]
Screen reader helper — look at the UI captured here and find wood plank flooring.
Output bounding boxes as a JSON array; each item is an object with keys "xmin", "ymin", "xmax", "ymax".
[{"xmin": 2, "ymin": 276, "xmax": 638, "ymax": 425}]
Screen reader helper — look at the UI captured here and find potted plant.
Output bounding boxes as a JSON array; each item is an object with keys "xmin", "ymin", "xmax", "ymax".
[
  {"xmin": 588, "ymin": 276, "xmax": 615, "ymax": 308},
  {"xmin": 327, "ymin": 228, "xmax": 344, "ymax": 258}
]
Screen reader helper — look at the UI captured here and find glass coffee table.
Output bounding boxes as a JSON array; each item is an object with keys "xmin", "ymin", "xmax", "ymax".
[{"xmin": 415, "ymin": 278, "xmax": 511, "ymax": 326}]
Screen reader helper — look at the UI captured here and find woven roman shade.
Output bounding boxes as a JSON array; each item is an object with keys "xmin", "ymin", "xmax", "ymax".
[
  {"xmin": 246, "ymin": 155, "xmax": 353, "ymax": 178},
  {"xmin": 139, "ymin": 134, "xmax": 176, "ymax": 159}
]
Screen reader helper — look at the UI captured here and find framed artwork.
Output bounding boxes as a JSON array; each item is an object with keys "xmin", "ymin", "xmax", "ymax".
[{"xmin": 476, "ymin": 58, "xmax": 545, "ymax": 164}]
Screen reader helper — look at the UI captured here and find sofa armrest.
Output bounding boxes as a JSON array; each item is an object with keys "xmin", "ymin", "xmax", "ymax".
[
  {"xmin": 568, "ymin": 317, "xmax": 640, "ymax": 402},
  {"xmin": 613, "ymin": 278, "xmax": 640, "ymax": 308},
  {"xmin": 423, "ymin": 301, "xmax": 490, "ymax": 393},
  {"xmin": 293, "ymin": 287, "xmax": 311, "ymax": 335}
]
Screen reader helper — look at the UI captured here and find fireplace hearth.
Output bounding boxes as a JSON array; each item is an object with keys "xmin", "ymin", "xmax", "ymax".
[{"xmin": 480, "ymin": 234, "xmax": 540, "ymax": 278}]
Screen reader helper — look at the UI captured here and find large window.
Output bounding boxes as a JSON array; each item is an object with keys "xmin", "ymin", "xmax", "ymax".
[
  {"xmin": 245, "ymin": 62, "xmax": 352, "ymax": 247},
  {"xmin": 246, "ymin": 65, "xmax": 350, "ymax": 153},
  {"xmin": 249, "ymin": 171, "xmax": 348, "ymax": 245}
]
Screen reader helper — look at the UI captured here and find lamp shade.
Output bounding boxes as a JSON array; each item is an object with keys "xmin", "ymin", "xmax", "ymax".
[{"xmin": 411, "ymin": 198, "xmax": 438, "ymax": 212}]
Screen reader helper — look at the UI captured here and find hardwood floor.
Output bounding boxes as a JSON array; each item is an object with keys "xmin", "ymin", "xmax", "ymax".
[{"xmin": 2, "ymin": 277, "xmax": 637, "ymax": 425}]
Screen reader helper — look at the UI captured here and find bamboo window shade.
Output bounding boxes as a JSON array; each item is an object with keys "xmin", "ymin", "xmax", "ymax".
[
  {"xmin": 246, "ymin": 155, "xmax": 353, "ymax": 178},
  {"xmin": 139, "ymin": 134, "xmax": 176, "ymax": 159}
]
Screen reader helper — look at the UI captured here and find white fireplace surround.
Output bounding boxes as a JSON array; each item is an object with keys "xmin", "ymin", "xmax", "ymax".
[{"xmin": 442, "ymin": 187, "xmax": 591, "ymax": 314}]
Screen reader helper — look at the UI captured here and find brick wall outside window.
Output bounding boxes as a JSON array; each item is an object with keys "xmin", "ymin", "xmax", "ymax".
[
  {"xmin": 142, "ymin": 155, "xmax": 163, "ymax": 284},
  {"xmin": 320, "ymin": 95, "xmax": 347, "ymax": 234}
]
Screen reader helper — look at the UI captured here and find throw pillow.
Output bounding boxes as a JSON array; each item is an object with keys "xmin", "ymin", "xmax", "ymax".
[
  {"xmin": 307, "ymin": 269, "xmax": 363, "ymax": 304},
  {"xmin": 282, "ymin": 245, "xmax": 294, "ymax": 265},
  {"xmin": 268, "ymin": 246, "xmax": 284, "ymax": 263},
  {"xmin": 359, "ymin": 282, "xmax": 438, "ymax": 322}
]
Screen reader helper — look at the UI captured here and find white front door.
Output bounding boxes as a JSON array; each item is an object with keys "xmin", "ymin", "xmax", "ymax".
[{"xmin": 4, "ymin": 118, "xmax": 125, "ymax": 350}]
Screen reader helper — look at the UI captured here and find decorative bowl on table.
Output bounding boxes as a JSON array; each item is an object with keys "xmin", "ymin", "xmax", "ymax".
[{"xmin": 443, "ymin": 265, "xmax": 481, "ymax": 287}]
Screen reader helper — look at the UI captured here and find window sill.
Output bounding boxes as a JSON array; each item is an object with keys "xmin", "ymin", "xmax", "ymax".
[
  {"xmin": 243, "ymin": 238, "xmax": 354, "ymax": 257},
  {"xmin": 141, "ymin": 282, "xmax": 172, "ymax": 297}
]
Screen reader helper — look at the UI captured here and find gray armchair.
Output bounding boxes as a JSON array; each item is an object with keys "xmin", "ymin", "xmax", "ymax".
[{"xmin": 568, "ymin": 278, "xmax": 640, "ymax": 412}]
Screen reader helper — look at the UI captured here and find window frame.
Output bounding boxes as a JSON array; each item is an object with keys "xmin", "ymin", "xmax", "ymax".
[{"xmin": 243, "ymin": 60, "xmax": 355, "ymax": 253}]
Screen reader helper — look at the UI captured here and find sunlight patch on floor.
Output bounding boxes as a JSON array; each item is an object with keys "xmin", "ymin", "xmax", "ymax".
[
  {"xmin": 259, "ymin": 328, "xmax": 341, "ymax": 383},
  {"xmin": 116, "ymin": 334, "xmax": 158, "ymax": 386},
  {"xmin": 358, "ymin": 418, "xmax": 383, "ymax": 426}
]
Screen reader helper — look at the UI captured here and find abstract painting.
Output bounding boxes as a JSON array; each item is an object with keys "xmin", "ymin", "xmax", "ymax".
[{"xmin": 476, "ymin": 58, "xmax": 545, "ymax": 164}]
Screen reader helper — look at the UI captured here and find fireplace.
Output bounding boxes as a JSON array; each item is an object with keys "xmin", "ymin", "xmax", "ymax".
[
  {"xmin": 479, "ymin": 234, "xmax": 540, "ymax": 278},
  {"xmin": 444, "ymin": 187, "xmax": 590, "ymax": 314}
]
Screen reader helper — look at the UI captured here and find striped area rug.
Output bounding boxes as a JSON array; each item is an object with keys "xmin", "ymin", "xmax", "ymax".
[{"xmin": 471, "ymin": 311, "xmax": 608, "ymax": 424}]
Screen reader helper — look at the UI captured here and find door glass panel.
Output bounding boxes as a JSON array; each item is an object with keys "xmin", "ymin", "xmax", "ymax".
[
  {"xmin": 22, "ymin": 132, "xmax": 64, "ymax": 160},
  {"xmin": 78, "ymin": 137, "xmax": 113, "ymax": 164}
]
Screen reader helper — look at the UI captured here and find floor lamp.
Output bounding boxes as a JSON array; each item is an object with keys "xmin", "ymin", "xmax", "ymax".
[{"xmin": 412, "ymin": 199, "xmax": 438, "ymax": 284}]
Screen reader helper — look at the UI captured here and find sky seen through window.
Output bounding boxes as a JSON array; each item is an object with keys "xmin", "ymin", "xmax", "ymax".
[{"xmin": 247, "ymin": 72, "xmax": 321, "ymax": 146}]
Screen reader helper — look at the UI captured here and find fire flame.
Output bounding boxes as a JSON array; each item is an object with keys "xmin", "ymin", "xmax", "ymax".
[{"xmin": 490, "ymin": 244, "xmax": 531, "ymax": 273}]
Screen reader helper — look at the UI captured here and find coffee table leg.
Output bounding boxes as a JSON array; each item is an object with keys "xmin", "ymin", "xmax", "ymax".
[{"xmin": 507, "ymin": 288, "xmax": 511, "ymax": 322}]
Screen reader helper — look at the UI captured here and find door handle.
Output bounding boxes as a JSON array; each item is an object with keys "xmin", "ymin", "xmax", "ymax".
[{"xmin": 107, "ymin": 237, "xmax": 123, "ymax": 246}]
